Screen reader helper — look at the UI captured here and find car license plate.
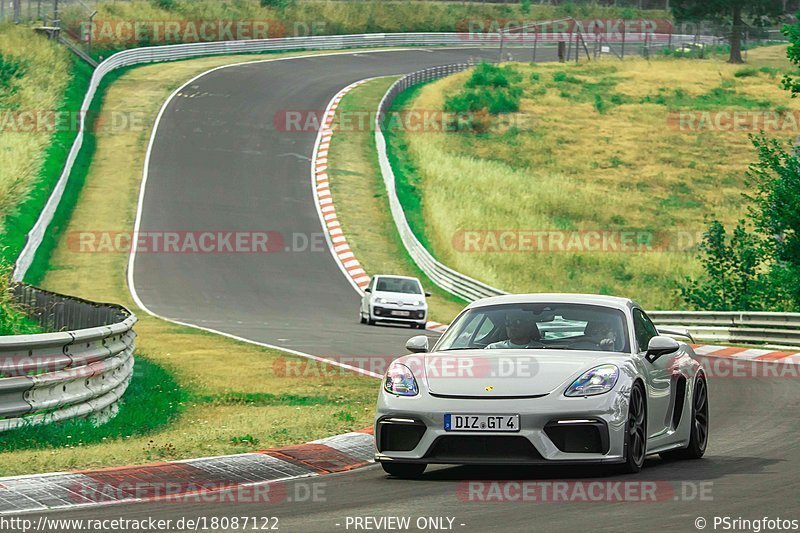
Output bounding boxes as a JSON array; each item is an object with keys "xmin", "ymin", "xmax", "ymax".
[
  {"xmin": 444, "ymin": 414, "xmax": 519, "ymax": 432},
  {"xmin": 391, "ymin": 310, "xmax": 411, "ymax": 317}
]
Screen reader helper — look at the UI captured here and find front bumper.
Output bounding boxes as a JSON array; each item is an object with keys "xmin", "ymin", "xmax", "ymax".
[
  {"xmin": 371, "ymin": 304, "xmax": 427, "ymax": 324},
  {"xmin": 375, "ymin": 391, "xmax": 628, "ymax": 465}
]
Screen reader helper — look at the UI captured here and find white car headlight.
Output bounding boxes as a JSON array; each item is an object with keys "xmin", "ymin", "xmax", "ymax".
[
  {"xmin": 374, "ymin": 297, "xmax": 385, "ymax": 304},
  {"xmin": 565, "ymin": 365, "xmax": 619, "ymax": 397},
  {"xmin": 384, "ymin": 363, "xmax": 419, "ymax": 396}
]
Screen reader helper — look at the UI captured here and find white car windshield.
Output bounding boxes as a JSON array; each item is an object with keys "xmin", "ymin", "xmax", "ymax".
[
  {"xmin": 375, "ymin": 277, "xmax": 422, "ymax": 294},
  {"xmin": 435, "ymin": 303, "xmax": 631, "ymax": 353}
]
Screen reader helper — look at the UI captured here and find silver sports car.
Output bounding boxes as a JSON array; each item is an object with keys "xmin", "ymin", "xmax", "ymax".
[{"xmin": 375, "ymin": 294, "xmax": 709, "ymax": 478}]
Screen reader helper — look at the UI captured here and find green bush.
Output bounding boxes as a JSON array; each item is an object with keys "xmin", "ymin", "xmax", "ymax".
[
  {"xmin": 0, "ymin": 263, "xmax": 40, "ymax": 336},
  {"xmin": 683, "ymin": 136, "xmax": 800, "ymax": 312},
  {"xmin": 0, "ymin": 52, "xmax": 25, "ymax": 102},
  {"xmin": 444, "ymin": 62, "xmax": 523, "ymax": 119},
  {"xmin": 260, "ymin": 0, "xmax": 295, "ymax": 8},
  {"xmin": 150, "ymin": 0, "xmax": 177, "ymax": 11},
  {"xmin": 552, "ymin": 71, "xmax": 582, "ymax": 84},
  {"xmin": 734, "ymin": 67, "xmax": 759, "ymax": 78},
  {"xmin": 593, "ymin": 94, "xmax": 607, "ymax": 114},
  {"xmin": 465, "ymin": 62, "xmax": 521, "ymax": 89}
]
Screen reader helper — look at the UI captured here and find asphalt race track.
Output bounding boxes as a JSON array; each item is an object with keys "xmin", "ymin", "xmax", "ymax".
[
  {"xmin": 131, "ymin": 47, "xmax": 526, "ymax": 361},
  {"xmin": 97, "ymin": 47, "xmax": 800, "ymax": 531},
  {"xmin": 32, "ymin": 375, "xmax": 800, "ymax": 531}
]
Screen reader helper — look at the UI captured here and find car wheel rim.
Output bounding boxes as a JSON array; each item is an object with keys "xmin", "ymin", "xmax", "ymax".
[
  {"xmin": 628, "ymin": 386, "xmax": 646, "ymax": 465},
  {"xmin": 694, "ymin": 378, "xmax": 709, "ymax": 450}
]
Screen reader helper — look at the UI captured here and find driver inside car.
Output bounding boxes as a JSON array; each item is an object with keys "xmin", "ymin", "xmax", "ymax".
[
  {"xmin": 583, "ymin": 320, "xmax": 619, "ymax": 351},
  {"xmin": 485, "ymin": 310, "xmax": 543, "ymax": 349}
]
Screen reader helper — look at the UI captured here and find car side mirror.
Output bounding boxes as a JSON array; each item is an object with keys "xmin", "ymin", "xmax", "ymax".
[
  {"xmin": 424, "ymin": 292, "xmax": 431, "ymax": 297},
  {"xmin": 405, "ymin": 335, "xmax": 429, "ymax": 354},
  {"xmin": 364, "ymin": 287, "xmax": 371, "ymax": 293},
  {"xmin": 645, "ymin": 336, "xmax": 680, "ymax": 363}
]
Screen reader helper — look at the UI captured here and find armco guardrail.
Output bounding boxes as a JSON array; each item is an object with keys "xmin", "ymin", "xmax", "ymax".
[
  {"xmin": 0, "ymin": 285, "xmax": 136, "ymax": 431},
  {"xmin": 374, "ymin": 64, "xmax": 800, "ymax": 349},
  {"xmin": 13, "ymin": 31, "xmax": 674, "ymax": 282},
  {"xmin": 375, "ymin": 64, "xmax": 509, "ymax": 303},
  {"xmin": 11, "ymin": 32, "xmax": 511, "ymax": 282},
  {"xmin": 649, "ymin": 311, "xmax": 800, "ymax": 349}
]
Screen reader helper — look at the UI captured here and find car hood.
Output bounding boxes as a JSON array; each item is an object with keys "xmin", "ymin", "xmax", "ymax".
[
  {"xmin": 419, "ymin": 349, "xmax": 622, "ymax": 397},
  {"xmin": 372, "ymin": 291, "xmax": 424, "ymax": 305}
]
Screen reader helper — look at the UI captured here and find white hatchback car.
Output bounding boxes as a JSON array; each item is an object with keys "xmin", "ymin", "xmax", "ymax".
[{"xmin": 360, "ymin": 275, "xmax": 430, "ymax": 329}]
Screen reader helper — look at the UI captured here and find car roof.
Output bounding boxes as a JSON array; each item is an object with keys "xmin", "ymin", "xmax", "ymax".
[
  {"xmin": 372, "ymin": 274, "xmax": 421, "ymax": 282},
  {"xmin": 465, "ymin": 293, "xmax": 638, "ymax": 313}
]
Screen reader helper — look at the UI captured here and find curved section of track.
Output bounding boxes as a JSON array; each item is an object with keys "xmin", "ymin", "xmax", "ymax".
[
  {"xmin": 131, "ymin": 47, "xmax": 520, "ymax": 359},
  {"xmin": 116, "ymin": 47, "xmax": 800, "ymax": 531}
]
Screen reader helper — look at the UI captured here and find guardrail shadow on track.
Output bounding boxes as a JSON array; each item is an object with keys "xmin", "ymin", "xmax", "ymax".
[{"xmin": 0, "ymin": 284, "xmax": 136, "ymax": 432}]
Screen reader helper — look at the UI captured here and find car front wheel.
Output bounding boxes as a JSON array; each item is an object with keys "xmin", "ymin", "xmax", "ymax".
[{"xmin": 615, "ymin": 381, "xmax": 647, "ymax": 474}]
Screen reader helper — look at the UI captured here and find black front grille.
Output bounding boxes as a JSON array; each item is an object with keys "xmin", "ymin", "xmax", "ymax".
[
  {"xmin": 378, "ymin": 422, "xmax": 426, "ymax": 452},
  {"xmin": 544, "ymin": 421, "xmax": 609, "ymax": 454},
  {"xmin": 426, "ymin": 436, "xmax": 542, "ymax": 462},
  {"xmin": 374, "ymin": 307, "xmax": 424, "ymax": 319}
]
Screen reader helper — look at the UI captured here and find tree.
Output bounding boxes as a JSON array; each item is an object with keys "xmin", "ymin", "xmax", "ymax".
[
  {"xmin": 680, "ymin": 220, "xmax": 776, "ymax": 311},
  {"xmin": 671, "ymin": 0, "xmax": 784, "ymax": 64},
  {"xmin": 682, "ymin": 136, "xmax": 800, "ymax": 311},
  {"xmin": 781, "ymin": 17, "xmax": 800, "ymax": 96},
  {"xmin": 745, "ymin": 136, "xmax": 800, "ymax": 308}
]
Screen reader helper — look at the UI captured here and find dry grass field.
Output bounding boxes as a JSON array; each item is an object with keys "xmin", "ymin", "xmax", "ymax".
[
  {"xmin": 0, "ymin": 25, "xmax": 71, "ymax": 236},
  {"xmin": 390, "ymin": 45, "xmax": 799, "ymax": 309}
]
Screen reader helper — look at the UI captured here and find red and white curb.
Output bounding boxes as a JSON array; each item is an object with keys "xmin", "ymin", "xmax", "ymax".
[
  {"xmin": 694, "ymin": 344, "xmax": 800, "ymax": 365},
  {"xmin": 312, "ymin": 79, "xmax": 372, "ymax": 292},
  {"xmin": 310, "ymin": 79, "xmax": 447, "ymax": 333},
  {"xmin": 0, "ymin": 429, "xmax": 375, "ymax": 514}
]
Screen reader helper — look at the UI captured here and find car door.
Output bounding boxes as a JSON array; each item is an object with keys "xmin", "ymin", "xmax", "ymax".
[
  {"xmin": 362, "ymin": 277, "xmax": 376, "ymax": 315},
  {"xmin": 632, "ymin": 308, "xmax": 675, "ymax": 438}
]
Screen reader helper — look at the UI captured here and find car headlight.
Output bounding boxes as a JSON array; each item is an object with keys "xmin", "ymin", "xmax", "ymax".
[
  {"xmin": 565, "ymin": 365, "xmax": 619, "ymax": 397},
  {"xmin": 384, "ymin": 363, "xmax": 418, "ymax": 396},
  {"xmin": 409, "ymin": 300, "xmax": 422, "ymax": 306},
  {"xmin": 374, "ymin": 297, "xmax": 385, "ymax": 304}
]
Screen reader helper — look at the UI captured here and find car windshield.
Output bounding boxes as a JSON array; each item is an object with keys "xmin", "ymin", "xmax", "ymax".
[
  {"xmin": 434, "ymin": 303, "xmax": 631, "ymax": 353},
  {"xmin": 375, "ymin": 277, "xmax": 422, "ymax": 294}
]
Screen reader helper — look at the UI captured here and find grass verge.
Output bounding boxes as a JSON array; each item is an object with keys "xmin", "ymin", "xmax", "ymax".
[
  {"xmin": 0, "ymin": 50, "xmax": 383, "ymax": 476},
  {"xmin": 386, "ymin": 45, "xmax": 800, "ymax": 309},
  {"xmin": 327, "ymin": 78, "xmax": 465, "ymax": 324},
  {"xmin": 0, "ymin": 265, "xmax": 40, "ymax": 336},
  {"xmin": 0, "ymin": 25, "xmax": 90, "ymax": 269},
  {"xmin": 0, "ymin": 358, "xmax": 183, "ymax": 454}
]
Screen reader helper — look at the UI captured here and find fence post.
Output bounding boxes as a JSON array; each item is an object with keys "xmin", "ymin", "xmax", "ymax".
[{"xmin": 558, "ymin": 40, "xmax": 566, "ymax": 62}]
